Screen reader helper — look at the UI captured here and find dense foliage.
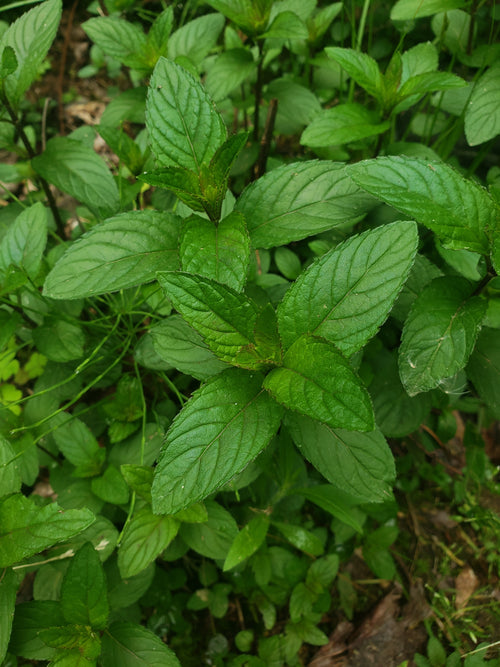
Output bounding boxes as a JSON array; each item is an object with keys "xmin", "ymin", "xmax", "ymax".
[{"xmin": 0, "ymin": 0, "xmax": 499, "ymax": 665}]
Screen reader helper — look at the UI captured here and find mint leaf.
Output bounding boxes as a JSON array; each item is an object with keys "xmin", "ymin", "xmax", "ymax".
[
  {"xmin": 467, "ymin": 327, "xmax": 500, "ymax": 417},
  {"xmin": 0, "ymin": 436, "xmax": 21, "ymax": 496},
  {"xmin": 205, "ymin": 49, "xmax": 256, "ymax": 102},
  {"xmin": 32, "ymin": 137, "xmax": 120, "ymax": 220},
  {"xmin": 0, "ymin": 203, "xmax": 47, "ymax": 281},
  {"xmin": 293, "ymin": 485, "xmax": 363, "ymax": 532},
  {"xmin": 0, "ymin": 494, "xmax": 94, "ymax": 567},
  {"xmin": 156, "ymin": 271, "xmax": 259, "ymax": 366},
  {"xmin": 391, "ymin": 0, "xmax": 465, "ymax": 21},
  {"xmin": 263, "ymin": 335, "xmax": 374, "ymax": 431},
  {"xmin": 82, "ymin": 17, "xmax": 148, "ymax": 70},
  {"xmin": 180, "ymin": 500, "xmax": 238, "ymax": 559},
  {"xmin": 152, "ymin": 369, "xmax": 283, "ymax": 515},
  {"xmin": 348, "ymin": 156, "xmax": 495, "ymax": 253},
  {"xmin": 146, "ymin": 58, "xmax": 226, "ymax": 173},
  {"xmin": 9, "ymin": 601, "xmax": 65, "ymax": 661},
  {"xmin": 0, "ymin": 567, "xmax": 16, "ymax": 663},
  {"xmin": 117, "ymin": 509, "xmax": 179, "ymax": 578},
  {"xmin": 0, "ymin": 0, "xmax": 61, "ymax": 106},
  {"xmin": 301, "ymin": 103, "xmax": 390, "ymax": 147},
  {"xmin": 286, "ymin": 414, "xmax": 395, "ymax": 502},
  {"xmin": 399, "ymin": 276, "xmax": 486, "ymax": 395},
  {"xmin": 235, "ymin": 161, "xmax": 375, "ymax": 248},
  {"xmin": 150, "ymin": 315, "xmax": 228, "ymax": 380},
  {"xmin": 167, "ymin": 13, "xmax": 224, "ymax": 65},
  {"xmin": 278, "ymin": 221, "xmax": 418, "ymax": 356},
  {"xmin": 44, "ymin": 211, "xmax": 180, "ymax": 299},
  {"xmin": 325, "ymin": 47, "xmax": 383, "ymax": 100},
  {"xmin": 272, "ymin": 521, "xmax": 324, "ymax": 556},
  {"xmin": 223, "ymin": 514, "xmax": 270, "ymax": 571},
  {"xmin": 53, "ymin": 417, "xmax": 105, "ymax": 478},
  {"xmin": 101, "ymin": 622, "xmax": 180, "ymax": 667},
  {"xmin": 61, "ymin": 542, "xmax": 109, "ymax": 630},
  {"xmin": 179, "ymin": 212, "xmax": 250, "ymax": 291},
  {"xmin": 465, "ymin": 64, "xmax": 500, "ymax": 146}
]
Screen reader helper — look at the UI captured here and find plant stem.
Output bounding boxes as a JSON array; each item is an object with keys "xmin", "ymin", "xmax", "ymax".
[
  {"xmin": 252, "ymin": 98, "xmax": 278, "ymax": 181},
  {"xmin": 253, "ymin": 40, "xmax": 265, "ymax": 141},
  {"xmin": 0, "ymin": 87, "xmax": 66, "ymax": 237}
]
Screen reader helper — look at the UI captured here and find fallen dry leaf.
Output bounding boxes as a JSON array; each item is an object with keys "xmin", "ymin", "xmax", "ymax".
[{"xmin": 455, "ymin": 566, "xmax": 479, "ymax": 610}]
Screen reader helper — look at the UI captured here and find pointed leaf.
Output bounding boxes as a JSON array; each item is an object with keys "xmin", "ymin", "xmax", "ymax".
[
  {"xmin": 0, "ymin": 436, "xmax": 22, "ymax": 496},
  {"xmin": 391, "ymin": 0, "xmax": 465, "ymax": 21},
  {"xmin": 53, "ymin": 417, "xmax": 105, "ymax": 477},
  {"xmin": 156, "ymin": 271, "xmax": 259, "ymax": 366},
  {"xmin": 235, "ymin": 161, "xmax": 375, "ymax": 248},
  {"xmin": 301, "ymin": 103, "xmax": 389, "ymax": 147},
  {"xmin": 262, "ymin": 11, "xmax": 308, "ymax": 39},
  {"xmin": 294, "ymin": 485, "xmax": 363, "ymax": 532},
  {"xmin": 286, "ymin": 414, "xmax": 394, "ymax": 502},
  {"xmin": 399, "ymin": 276, "xmax": 486, "ymax": 395},
  {"xmin": 44, "ymin": 211, "xmax": 180, "ymax": 299},
  {"xmin": 0, "ymin": 567, "xmax": 16, "ymax": 663},
  {"xmin": 101, "ymin": 622, "xmax": 180, "ymax": 667},
  {"xmin": 139, "ymin": 166, "xmax": 206, "ymax": 211},
  {"xmin": 146, "ymin": 58, "xmax": 226, "ymax": 173},
  {"xmin": 278, "ymin": 221, "xmax": 418, "ymax": 355},
  {"xmin": 206, "ymin": 49, "xmax": 256, "ymax": 101},
  {"xmin": 150, "ymin": 315, "xmax": 228, "ymax": 380},
  {"xmin": 82, "ymin": 17, "xmax": 147, "ymax": 69},
  {"xmin": 9, "ymin": 601, "xmax": 65, "ymax": 661},
  {"xmin": 397, "ymin": 71, "xmax": 466, "ymax": 101},
  {"xmin": 348, "ymin": 156, "xmax": 495, "ymax": 253},
  {"xmin": 32, "ymin": 137, "xmax": 119, "ymax": 220},
  {"xmin": 180, "ymin": 500, "xmax": 238, "ymax": 559},
  {"xmin": 272, "ymin": 521, "xmax": 324, "ymax": 556},
  {"xmin": 0, "ymin": 494, "xmax": 94, "ymax": 567},
  {"xmin": 61, "ymin": 542, "xmax": 109, "ymax": 629},
  {"xmin": 467, "ymin": 327, "xmax": 500, "ymax": 417},
  {"xmin": 326, "ymin": 47, "xmax": 383, "ymax": 100},
  {"xmin": 117, "ymin": 509, "xmax": 179, "ymax": 578},
  {"xmin": 263, "ymin": 335, "xmax": 374, "ymax": 431},
  {"xmin": 0, "ymin": 0, "xmax": 61, "ymax": 105},
  {"xmin": 168, "ymin": 13, "xmax": 224, "ymax": 65},
  {"xmin": 179, "ymin": 212, "xmax": 250, "ymax": 291},
  {"xmin": 0, "ymin": 202, "xmax": 47, "ymax": 279},
  {"xmin": 152, "ymin": 369, "xmax": 283, "ymax": 515},
  {"xmin": 465, "ymin": 64, "xmax": 500, "ymax": 146},
  {"xmin": 223, "ymin": 514, "xmax": 270, "ymax": 571}
]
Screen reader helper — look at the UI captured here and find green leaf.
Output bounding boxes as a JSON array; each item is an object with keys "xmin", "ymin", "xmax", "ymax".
[
  {"xmin": 157, "ymin": 271, "xmax": 265, "ymax": 367},
  {"xmin": 9, "ymin": 600, "xmax": 65, "ymax": 661},
  {"xmin": 152, "ymin": 368, "xmax": 283, "ymax": 515},
  {"xmin": 262, "ymin": 11, "xmax": 308, "ymax": 39},
  {"xmin": 44, "ymin": 211, "xmax": 180, "ymax": 299},
  {"xmin": 146, "ymin": 58, "xmax": 226, "ymax": 173},
  {"xmin": 0, "ymin": 0, "xmax": 61, "ymax": 106},
  {"xmin": 98, "ymin": 125, "xmax": 144, "ymax": 175},
  {"xmin": 91, "ymin": 465, "xmax": 130, "ymax": 505},
  {"xmin": 117, "ymin": 508, "xmax": 179, "ymax": 578},
  {"xmin": 208, "ymin": 132, "xmax": 249, "ymax": 184},
  {"xmin": 0, "ymin": 567, "xmax": 16, "ymax": 663},
  {"xmin": 263, "ymin": 334, "xmax": 374, "ymax": 431},
  {"xmin": 33, "ymin": 319, "xmax": 85, "ymax": 363},
  {"xmin": 168, "ymin": 13, "xmax": 224, "ymax": 65},
  {"xmin": 467, "ymin": 327, "xmax": 500, "ymax": 417},
  {"xmin": 101, "ymin": 622, "xmax": 180, "ymax": 667},
  {"xmin": 265, "ymin": 78, "xmax": 322, "ymax": 135},
  {"xmin": 391, "ymin": 0, "xmax": 464, "ymax": 21},
  {"xmin": 53, "ymin": 417, "xmax": 105, "ymax": 478},
  {"xmin": 325, "ymin": 47, "xmax": 383, "ymax": 100},
  {"xmin": 294, "ymin": 485, "xmax": 363, "ymax": 532},
  {"xmin": 179, "ymin": 212, "xmax": 250, "ymax": 291},
  {"xmin": 272, "ymin": 521, "xmax": 324, "ymax": 556},
  {"xmin": 286, "ymin": 414, "xmax": 395, "ymax": 502},
  {"xmin": 223, "ymin": 514, "xmax": 270, "ymax": 571},
  {"xmin": 180, "ymin": 500, "xmax": 238, "ymax": 560},
  {"xmin": 61, "ymin": 542, "xmax": 109, "ymax": 630},
  {"xmin": 465, "ymin": 64, "xmax": 500, "ymax": 146},
  {"xmin": 0, "ymin": 494, "xmax": 94, "ymax": 567},
  {"xmin": 48, "ymin": 647, "xmax": 98, "ymax": 666},
  {"xmin": 397, "ymin": 71, "xmax": 466, "ymax": 101},
  {"xmin": 0, "ymin": 202, "xmax": 47, "ymax": 280},
  {"xmin": 277, "ymin": 221, "xmax": 418, "ymax": 356},
  {"xmin": 106, "ymin": 558, "xmax": 155, "ymax": 611},
  {"xmin": 146, "ymin": 6, "xmax": 173, "ymax": 57},
  {"xmin": 301, "ymin": 103, "xmax": 389, "ymax": 147},
  {"xmin": 235, "ymin": 161, "xmax": 375, "ymax": 248},
  {"xmin": 32, "ymin": 137, "xmax": 119, "ymax": 220},
  {"xmin": 0, "ymin": 436, "xmax": 21, "ymax": 496},
  {"xmin": 120, "ymin": 464, "xmax": 153, "ymax": 504},
  {"xmin": 150, "ymin": 315, "xmax": 228, "ymax": 380},
  {"xmin": 206, "ymin": 48, "xmax": 255, "ymax": 101},
  {"xmin": 347, "ymin": 156, "xmax": 495, "ymax": 253},
  {"xmin": 399, "ymin": 276, "xmax": 486, "ymax": 395},
  {"xmin": 0, "ymin": 45, "xmax": 17, "ymax": 78},
  {"xmin": 139, "ymin": 166, "xmax": 205, "ymax": 211},
  {"xmin": 82, "ymin": 17, "xmax": 147, "ymax": 70}
]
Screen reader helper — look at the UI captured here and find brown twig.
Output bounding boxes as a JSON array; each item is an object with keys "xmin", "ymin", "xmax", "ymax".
[
  {"xmin": 252, "ymin": 97, "xmax": 278, "ymax": 181},
  {"xmin": 57, "ymin": 0, "xmax": 79, "ymax": 135}
]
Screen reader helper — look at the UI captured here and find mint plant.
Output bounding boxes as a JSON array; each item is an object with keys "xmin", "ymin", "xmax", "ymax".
[{"xmin": 1, "ymin": 0, "xmax": 500, "ymax": 664}]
